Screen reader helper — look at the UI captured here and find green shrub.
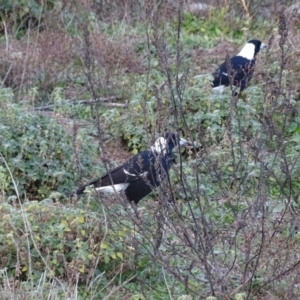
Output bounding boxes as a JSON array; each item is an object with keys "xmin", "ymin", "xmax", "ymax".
[
  {"xmin": 0, "ymin": 200, "xmax": 129, "ymax": 282},
  {"xmin": 0, "ymin": 88, "xmax": 101, "ymax": 199},
  {"xmin": 0, "ymin": 0, "xmax": 56, "ymax": 38}
]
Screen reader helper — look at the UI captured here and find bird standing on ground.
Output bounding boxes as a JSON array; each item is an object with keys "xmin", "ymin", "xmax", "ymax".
[
  {"xmin": 212, "ymin": 39, "xmax": 266, "ymax": 94},
  {"xmin": 74, "ymin": 132, "xmax": 191, "ymax": 204}
]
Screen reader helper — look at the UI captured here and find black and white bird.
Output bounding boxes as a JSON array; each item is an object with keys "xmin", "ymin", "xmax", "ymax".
[
  {"xmin": 212, "ymin": 39, "xmax": 266, "ymax": 94},
  {"xmin": 74, "ymin": 132, "xmax": 191, "ymax": 204}
]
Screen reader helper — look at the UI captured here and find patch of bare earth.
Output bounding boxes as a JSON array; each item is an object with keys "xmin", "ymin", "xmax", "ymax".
[{"xmin": 102, "ymin": 144, "xmax": 133, "ymax": 165}]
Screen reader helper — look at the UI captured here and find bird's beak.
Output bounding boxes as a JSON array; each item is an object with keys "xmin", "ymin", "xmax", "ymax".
[{"xmin": 260, "ymin": 43, "xmax": 267, "ymax": 49}]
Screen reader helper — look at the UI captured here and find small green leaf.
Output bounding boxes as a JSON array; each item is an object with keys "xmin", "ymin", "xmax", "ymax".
[
  {"xmin": 100, "ymin": 242, "xmax": 108, "ymax": 249},
  {"xmin": 78, "ymin": 216, "xmax": 85, "ymax": 223}
]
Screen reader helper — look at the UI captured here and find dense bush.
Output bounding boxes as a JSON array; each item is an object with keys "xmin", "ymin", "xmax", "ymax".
[
  {"xmin": 0, "ymin": 199, "xmax": 128, "ymax": 282},
  {"xmin": 0, "ymin": 88, "xmax": 101, "ymax": 199}
]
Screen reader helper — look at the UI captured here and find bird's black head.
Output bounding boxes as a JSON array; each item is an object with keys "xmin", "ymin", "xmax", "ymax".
[
  {"xmin": 247, "ymin": 39, "xmax": 266, "ymax": 56},
  {"xmin": 164, "ymin": 132, "xmax": 191, "ymax": 149},
  {"xmin": 164, "ymin": 132, "xmax": 180, "ymax": 149}
]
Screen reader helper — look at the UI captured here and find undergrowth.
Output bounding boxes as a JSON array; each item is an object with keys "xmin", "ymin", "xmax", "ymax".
[{"xmin": 1, "ymin": 1, "xmax": 300, "ymax": 299}]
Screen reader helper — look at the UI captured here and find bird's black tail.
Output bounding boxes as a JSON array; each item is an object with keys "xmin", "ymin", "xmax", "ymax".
[
  {"xmin": 74, "ymin": 185, "xmax": 88, "ymax": 196},
  {"xmin": 70, "ymin": 178, "xmax": 101, "ymax": 197}
]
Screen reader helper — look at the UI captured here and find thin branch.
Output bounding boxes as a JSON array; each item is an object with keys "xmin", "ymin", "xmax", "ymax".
[
  {"xmin": 34, "ymin": 96, "xmax": 124, "ymax": 111},
  {"xmin": 239, "ymin": 0, "xmax": 251, "ymax": 18}
]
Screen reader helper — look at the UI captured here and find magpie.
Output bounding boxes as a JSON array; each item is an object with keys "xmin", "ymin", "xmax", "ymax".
[
  {"xmin": 212, "ymin": 39, "xmax": 266, "ymax": 94},
  {"xmin": 74, "ymin": 132, "xmax": 191, "ymax": 204}
]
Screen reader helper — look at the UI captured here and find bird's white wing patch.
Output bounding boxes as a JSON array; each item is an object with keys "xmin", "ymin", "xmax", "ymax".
[
  {"xmin": 124, "ymin": 168, "xmax": 148, "ymax": 178},
  {"xmin": 123, "ymin": 168, "xmax": 137, "ymax": 177},
  {"xmin": 222, "ymin": 72, "xmax": 228, "ymax": 76},
  {"xmin": 151, "ymin": 137, "xmax": 167, "ymax": 154},
  {"xmin": 237, "ymin": 43, "xmax": 255, "ymax": 60},
  {"xmin": 212, "ymin": 85, "xmax": 225, "ymax": 94},
  {"xmin": 96, "ymin": 183, "xmax": 129, "ymax": 193}
]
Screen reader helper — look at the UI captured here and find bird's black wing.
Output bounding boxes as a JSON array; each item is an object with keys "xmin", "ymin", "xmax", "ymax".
[
  {"xmin": 124, "ymin": 179, "xmax": 152, "ymax": 203},
  {"xmin": 212, "ymin": 56, "xmax": 255, "ymax": 91},
  {"xmin": 124, "ymin": 152, "xmax": 174, "ymax": 203},
  {"xmin": 212, "ymin": 61, "xmax": 230, "ymax": 87},
  {"xmin": 100, "ymin": 150, "xmax": 155, "ymax": 186},
  {"xmin": 75, "ymin": 150, "xmax": 155, "ymax": 195},
  {"xmin": 230, "ymin": 57, "xmax": 255, "ymax": 91}
]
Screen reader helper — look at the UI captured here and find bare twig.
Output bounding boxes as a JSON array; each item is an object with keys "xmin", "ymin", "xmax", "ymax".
[
  {"xmin": 239, "ymin": 0, "xmax": 251, "ymax": 18},
  {"xmin": 34, "ymin": 96, "xmax": 123, "ymax": 110}
]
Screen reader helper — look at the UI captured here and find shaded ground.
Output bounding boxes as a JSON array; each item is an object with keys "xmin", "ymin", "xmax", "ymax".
[{"xmin": 103, "ymin": 144, "xmax": 133, "ymax": 164}]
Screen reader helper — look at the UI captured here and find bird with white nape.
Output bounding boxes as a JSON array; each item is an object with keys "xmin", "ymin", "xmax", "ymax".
[
  {"xmin": 73, "ymin": 132, "xmax": 191, "ymax": 204},
  {"xmin": 212, "ymin": 39, "xmax": 266, "ymax": 94}
]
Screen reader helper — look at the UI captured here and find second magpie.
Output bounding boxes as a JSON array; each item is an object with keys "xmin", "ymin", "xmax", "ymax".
[{"xmin": 212, "ymin": 39, "xmax": 266, "ymax": 94}]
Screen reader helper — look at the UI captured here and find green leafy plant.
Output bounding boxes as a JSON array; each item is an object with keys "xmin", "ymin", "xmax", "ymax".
[
  {"xmin": 0, "ymin": 88, "xmax": 101, "ymax": 199},
  {"xmin": 0, "ymin": 200, "xmax": 127, "ymax": 281},
  {"xmin": 0, "ymin": 0, "xmax": 56, "ymax": 39}
]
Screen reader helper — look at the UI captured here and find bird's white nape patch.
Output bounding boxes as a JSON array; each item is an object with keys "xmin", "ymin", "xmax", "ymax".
[
  {"xmin": 96, "ymin": 183, "xmax": 129, "ymax": 193},
  {"xmin": 151, "ymin": 137, "xmax": 167, "ymax": 154},
  {"xmin": 212, "ymin": 85, "xmax": 225, "ymax": 94},
  {"xmin": 237, "ymin": 43, "xmax": 255, "ymax": 60}
]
